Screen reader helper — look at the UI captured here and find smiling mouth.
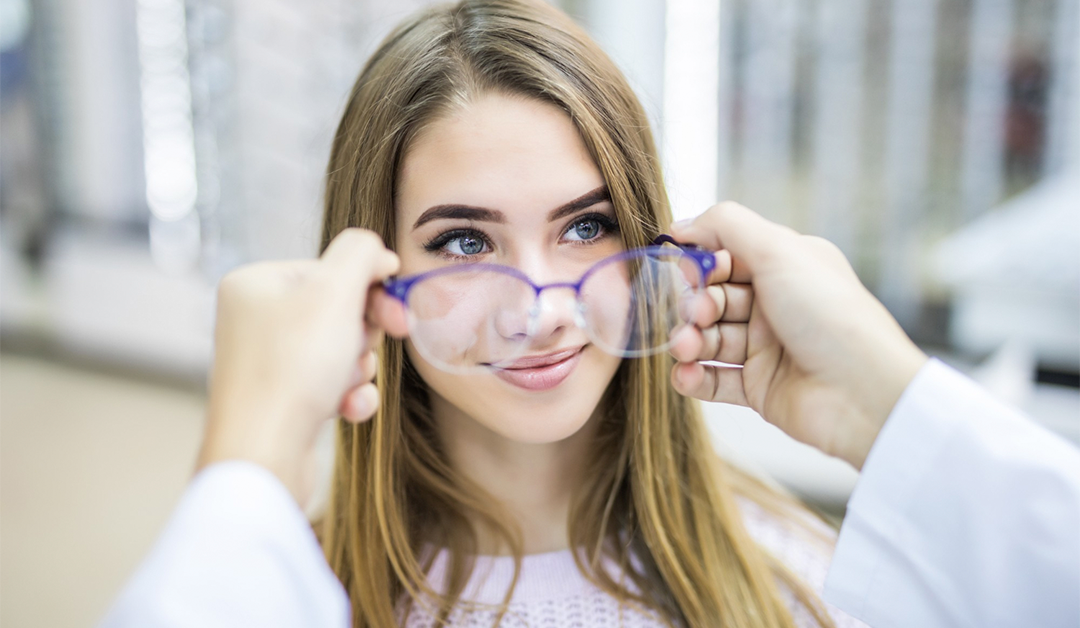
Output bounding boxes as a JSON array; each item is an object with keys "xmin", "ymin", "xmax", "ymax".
[{"xmin": 489, "ymin": 346, "xmax": 586, "ymax": 391}]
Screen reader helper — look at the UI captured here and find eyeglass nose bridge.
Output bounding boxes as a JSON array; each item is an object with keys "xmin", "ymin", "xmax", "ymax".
[{"xmin": 526, "ymin": 279, "xmax": 590, "ymax": 332}]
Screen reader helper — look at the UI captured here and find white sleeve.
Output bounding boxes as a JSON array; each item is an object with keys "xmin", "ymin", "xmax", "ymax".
[
  {"xmin": 98, "ymin": 461, "xmax": 351, "ymax": 628},
  {"xmin": 823, "ymin": 358, "xmax": 1080, "ymax": 628}
]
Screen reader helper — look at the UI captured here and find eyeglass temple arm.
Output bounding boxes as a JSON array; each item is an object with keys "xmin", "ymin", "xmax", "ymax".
[
  {"xmin": 382, "ymin": 275, "xmax": 414, "ymax": 303},
  {"xmin": 651, "ymin": 234, "xmax": 716, "ymax": 280}
]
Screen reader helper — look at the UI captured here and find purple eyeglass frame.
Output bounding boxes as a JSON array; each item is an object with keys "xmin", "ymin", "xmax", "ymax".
[{"xmin": 382, "ymin": 234, "xmax": 715, "ymax": 303}]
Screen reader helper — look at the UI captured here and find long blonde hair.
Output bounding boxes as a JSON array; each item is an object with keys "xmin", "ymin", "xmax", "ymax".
[{"xmin": 319, "ymin": 1, "xmax": 836, "ymax": 626}]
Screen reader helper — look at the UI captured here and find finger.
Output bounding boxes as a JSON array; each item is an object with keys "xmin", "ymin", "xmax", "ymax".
[
  {"xmin": 362, "ymin": 326, "xmax": 384, "ymax": 355},
  {"xmin": 726, "ymin": 257, "xmax": 753, "ymax": 284},
  {"xmin": 671, "ymin": 202, "xmax": 797, "ymax": 274},
  {"xmin": 360, "ymin": 285, "xmax": 388, "ymax": 350},
  {"xmin": 701, "ymin": 250, "xmax": 732, "ymax": 284},
  {"xmin": 713, "ymin": 323, "xmax": 748, "ymax": 364},
  {"xmin": 341, "ymin": 352, "xmax": 378, "ymax": 391},
  {"xmin": 358, "ymin": 350, "xmax": 378, "ymax": 383},
  {"xmin": 670, "ymin": 322, "xmax": 748, "ymax": 364},
  {"xmin": 697, "ymin": 249, "xmax": 752, "ymax": 285},
  {"xmin": 676, "ymin": 243, "xmax": 750, "ymax": 288},
  {"xmin": 338, "ymin": 382, "xmax": 380, "ymax": 423},
  {"xmin": 367, "ymin": 286, "xmax": 409, "ymax": 339},
  {"xmin": 320, "ymin": 228, "xmax": 401, "ymax": 301},
  {"xmin": 692, "ymin": 283, "xmax": 753, "ymax": 326},
  {"xmin": 671, "ymin": 362, "xmax": 748, "ymax": 406},
  {"xmin": 670, "ymin": 324, "xmax": 705, "ymax": 363},
  {"xmin": 344, "ymin": 360, "xmax": 364, "ymax": 390}
]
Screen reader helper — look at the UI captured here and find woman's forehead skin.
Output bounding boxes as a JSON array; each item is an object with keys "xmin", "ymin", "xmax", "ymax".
[{"xmin": 397, "ymin": 93, "xmax": 605, "ymax": 233}]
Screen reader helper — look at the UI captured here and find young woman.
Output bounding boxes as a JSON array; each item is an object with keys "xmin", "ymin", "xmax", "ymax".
[{"xmin": 317, "ymin": 1, "xmax": 862, "ymax": 626}]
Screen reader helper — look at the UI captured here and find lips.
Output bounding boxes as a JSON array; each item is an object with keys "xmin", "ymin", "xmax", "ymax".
[
  {"xmin": 501, "ymin": 347, "xmax": 582, "ymax": 369},
  {"xmin": 493, "ymin": 346, "xmax": 584, "ymax": 391}
]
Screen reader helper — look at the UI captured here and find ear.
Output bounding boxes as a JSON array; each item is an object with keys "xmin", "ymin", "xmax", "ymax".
[{"xmin": 367, "ymin": 286, "xmax": 410, "ymax": 339}]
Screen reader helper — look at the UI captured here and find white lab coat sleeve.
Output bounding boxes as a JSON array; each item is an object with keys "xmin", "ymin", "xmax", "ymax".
[
  {"xmin": 99, "ymin": 460, "xmax": 351, "ymax": 628},
  {"xmin": 823, "ymin": 358, "xmax": 1080, "ymax": 628}
]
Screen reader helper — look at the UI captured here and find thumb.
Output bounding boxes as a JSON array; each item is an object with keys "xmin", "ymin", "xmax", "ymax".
[
  {"xmin": 319, "ymin": 228, "xmax": 401, "ymax": 304},
  {"xmin": 671, "ymin": 202, "xmax": 797, "ymax": 274}
]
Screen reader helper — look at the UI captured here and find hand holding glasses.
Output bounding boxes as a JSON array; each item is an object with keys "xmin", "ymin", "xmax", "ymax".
[{"xmin": 383, "ymin": 235, "xmax": 715, "ymax": 373}]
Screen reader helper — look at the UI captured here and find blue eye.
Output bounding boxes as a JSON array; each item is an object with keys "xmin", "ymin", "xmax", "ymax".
[
  {"xmin": 569, "ymin": 219, "xmax": 600, "ymax": 241},
  {"xmin": 563, "ymin": 213, "xmax": 618, "ymax": 243},
  {"xmin": 423, "ymin": 229, "xmax": 491, "ymax": 258},
  {"xmin": 449, "ymin": 234, "xmax": 485, "ymax": 255}
]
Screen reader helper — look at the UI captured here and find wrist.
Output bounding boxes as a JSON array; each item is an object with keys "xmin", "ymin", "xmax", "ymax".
[
  {"xmin": 845, "ymin": 341, "xmax": 928, "ymax": 470},
  {"xmin": 197, "ymin": 394, "xmax": 314, "ymax": 503},
  {"xmin": 196, "ymin": 436, "xmax": 309, "ymax": 504}
]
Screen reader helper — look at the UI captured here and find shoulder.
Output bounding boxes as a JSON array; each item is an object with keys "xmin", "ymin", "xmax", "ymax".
[{"xmin": 737, "ymin": 496, "xmax": 869, "ymax": 628}]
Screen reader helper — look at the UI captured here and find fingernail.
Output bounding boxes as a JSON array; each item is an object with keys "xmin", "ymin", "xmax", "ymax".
[{"xmin": 671, "ymin": 219, "xmax": 692, "ymax": 231}]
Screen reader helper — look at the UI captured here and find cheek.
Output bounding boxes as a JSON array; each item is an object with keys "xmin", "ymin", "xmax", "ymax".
[{"xmin": 407, "ymin": 342, "xmax": 622, "ymax": 444}]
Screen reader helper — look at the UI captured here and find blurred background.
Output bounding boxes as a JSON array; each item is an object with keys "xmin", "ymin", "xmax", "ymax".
[{"xmin": 1, "ymin": 0, "xmax": 1077, "ymax": 625}]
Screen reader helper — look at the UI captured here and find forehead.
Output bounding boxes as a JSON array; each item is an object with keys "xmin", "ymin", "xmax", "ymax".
[{"xmin": 396, "ymin": 93, "xmax": 604, "ymax": 225}]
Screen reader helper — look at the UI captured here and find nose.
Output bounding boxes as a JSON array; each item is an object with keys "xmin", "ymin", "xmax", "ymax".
[
  {"xmin": 492, "ymin": 253, "xmax": 583, "ymax": 347},
  {"xmin": 492, "ymin": 283, "xmax": 581, "ymax": 343},
  {"xmin": 528, "ymin": 287, "xmax": 582, "ymax": 345}
]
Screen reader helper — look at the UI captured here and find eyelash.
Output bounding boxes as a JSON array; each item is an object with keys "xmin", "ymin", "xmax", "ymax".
[{"xmin": 422, "ymin": 212, "xmax": 621, "ymax": 260}]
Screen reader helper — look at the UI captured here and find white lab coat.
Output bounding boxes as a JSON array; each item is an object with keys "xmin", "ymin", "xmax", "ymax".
[
  {"xmin": 99, "ymin": 359, "xmax": 1080, "ymax": 627},
  {"xmin": 823, "ymin": 359, "xmax": 1080, "ymax": 627}
]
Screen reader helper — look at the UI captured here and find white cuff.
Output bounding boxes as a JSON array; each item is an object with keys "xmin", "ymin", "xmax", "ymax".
[{"xmin": 100, "ymin": 461, "xmax": 350, "ymax": 628}]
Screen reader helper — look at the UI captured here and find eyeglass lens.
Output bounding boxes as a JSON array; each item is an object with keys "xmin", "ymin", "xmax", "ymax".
[{"xmin": 403, "ymin": 249, "xmax": 702, "ymax": 373}]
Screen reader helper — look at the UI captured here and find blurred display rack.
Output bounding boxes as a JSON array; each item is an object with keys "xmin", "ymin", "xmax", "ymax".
[{"xmin": 0, "ymin": 225, "xmax": 215, "ymax": 388}]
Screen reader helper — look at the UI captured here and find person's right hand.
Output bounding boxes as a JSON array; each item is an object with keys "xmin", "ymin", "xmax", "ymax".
[
  {"xmin": 669, "ymin": 202, "xmax": 928, "ymax": 470},
  {"xmin": 196, "ymin": 228, "xmax": 406, "ymax": 505}
]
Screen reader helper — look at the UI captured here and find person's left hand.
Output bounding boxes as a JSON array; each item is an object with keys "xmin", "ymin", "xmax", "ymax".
[{"xmin": 667, "ymin": 203, "xmax": 926, "ymax": 470}]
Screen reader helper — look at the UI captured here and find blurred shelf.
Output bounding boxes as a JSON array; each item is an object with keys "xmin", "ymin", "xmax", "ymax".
[{"xmin": 1, "ymin": 226, "xmax": 214, "ymax": 386}]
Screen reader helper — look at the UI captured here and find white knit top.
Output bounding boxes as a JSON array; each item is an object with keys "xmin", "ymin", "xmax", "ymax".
[{"xmin": 398, "ymin": 500, "xmax": 867, "ymax": 627}]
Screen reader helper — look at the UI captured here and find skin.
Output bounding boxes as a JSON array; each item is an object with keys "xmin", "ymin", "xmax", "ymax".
[
  {"xmin": 394, "ymin": 93, "xmax": 625, "ymax": 554},
  {"xmin": 668, "ymin": 204, "xmax": 928, "ymax": 470},
  {"xmin": 196, "ymin": 104, "xmax": 930, "ymax": 544},
  {"xmin": 196, "ymin": 229, "xmax": 402, "ymax": 504}
]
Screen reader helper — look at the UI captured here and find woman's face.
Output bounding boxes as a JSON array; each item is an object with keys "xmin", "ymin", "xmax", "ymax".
[{"xmin": 394, "ymin": 92, "xmax": 624, "ymax": 444}]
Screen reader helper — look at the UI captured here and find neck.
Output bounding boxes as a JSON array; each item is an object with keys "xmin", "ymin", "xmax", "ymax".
[{"xmin": 431, "ymin": 393, "xmax": 601, "ymax": 556}]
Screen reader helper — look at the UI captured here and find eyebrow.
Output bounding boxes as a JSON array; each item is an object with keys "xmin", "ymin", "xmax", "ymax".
[{"xmin": 411, "ymin": 185, "xmax": 611, "ymax": 230}]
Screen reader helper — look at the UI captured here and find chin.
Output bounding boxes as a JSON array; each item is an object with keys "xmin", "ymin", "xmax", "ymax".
[
  {"xmin": 487, "ymin": 383, "xmax": 609, "ymax": 443},
  {"xmin": 410, "ymin": 343, "xmax": 622, "ymax": 445}
]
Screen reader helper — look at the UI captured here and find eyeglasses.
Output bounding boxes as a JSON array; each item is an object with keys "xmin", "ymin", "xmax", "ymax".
[{"xmin": 383, "ymin": 235, "xmax": 714, "ymax": 373}]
